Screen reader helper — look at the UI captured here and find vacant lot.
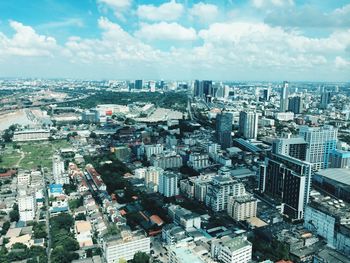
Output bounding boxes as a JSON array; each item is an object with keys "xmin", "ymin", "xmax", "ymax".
[{"xmin": 0, "ymin": 140, "xmax": 70, "ymax": 169}]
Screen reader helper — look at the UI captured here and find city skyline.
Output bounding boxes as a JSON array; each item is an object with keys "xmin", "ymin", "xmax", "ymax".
[{"xmin": 0, "ymin": 0, "xmax": 350, "ymax": 81}]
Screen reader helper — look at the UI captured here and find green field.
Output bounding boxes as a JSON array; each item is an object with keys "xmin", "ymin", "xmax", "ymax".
[{"xmin": 0, "ymin": 140, "xmax": 71, "ymax": 170}]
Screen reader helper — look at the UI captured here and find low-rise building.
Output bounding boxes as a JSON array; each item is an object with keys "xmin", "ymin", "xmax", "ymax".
[
  {"xmin": 103, "ymin": 229, "xmax": 150, "ymax": 262},
  {"xmin": 211, "ymin": 235, "xmax": 252, "ymax": 263}
]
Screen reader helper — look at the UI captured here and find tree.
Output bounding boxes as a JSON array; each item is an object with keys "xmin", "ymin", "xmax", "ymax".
[
  {"xmin": 1, "ymin": 221, "xmax": 10, "ymax": 235},
  {"xmin": 9, "ymin": 204, "xmax": 19, "ymax": 222},
  {"xmin": 89, "ymin": 132, "xmax": 97, "ymax": 139},
  {"xmin": 132, "ymin": 252, "xmax": 150, "ymax": 263}
]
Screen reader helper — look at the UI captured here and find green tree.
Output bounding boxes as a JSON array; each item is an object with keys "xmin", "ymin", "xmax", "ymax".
[
  {"xmin": 132, "ymin": 252, "xmax": 150, "ymax": 263},
  {"xmin": 9, "ymin": 204, "xmax": 19, "ymax": 222}
]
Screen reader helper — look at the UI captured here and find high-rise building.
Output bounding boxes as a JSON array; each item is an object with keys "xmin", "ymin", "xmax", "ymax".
[
  {"xmin": 288, "ymin": 96, "xmax": 303, "ymax": 114},
  {"xmin": 280, "ymin": 81, "xmax": 289, "ymax": 112},
  {"xmin": 159, "ymin": 172, "xmax": 179, "ymax": 197},
  {"xmin": 320, "ymin": 87, "xmax": 331, "ymax": 109},
  {"xmin": 299, "ymin": 125, "xmax": 338, "ymax": 170},
  {"xmin": 216, "ymin": 112, "xmax": 233, "ymax": 149},
  {"xmin": 239, "ymin": 111, "xmax": 258, "ymax": 139},
  {"xmin": 205, "ymin": 175, "xmax": 246, "ymax": 212},
  {"xmin": 272, "ymin": 136, "xmax": 307, "ymax": 161},
  {"xmin": 135, "ymin": 79, "xmax": 143, "ymax": 90},
  {"xmin": 259, "ymin": 153, "xmax": 312, "ymax": 220},
  {"xmin": 194, "ymin": 80, "xmax": 213, "ymax": 102},
  {"xmin": 262, "ymin": 88, "xmax": 270, "ymax": 101}
]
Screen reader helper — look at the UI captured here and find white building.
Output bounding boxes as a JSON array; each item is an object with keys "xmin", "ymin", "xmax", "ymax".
[
  {"xmin": 145, "ymin": 166, "xmax": 163, "ymax": 191},
  {"xmin": 239, "ymin": 111, "xmax": 258, "ymax": 139},
  {"xmin": 144, "ymin": 144, "xmax": 163, "ymax": 159},
  {"xmin": 52, "ymin": 155, "xmax": 69, "ymax": 184},
  {"xmin": 13, "ymin": 129, "xmax": 50, "ymax": 142},
  {"xmin": 205, "ymin": 175, "xmax": 246, "ymax": 212},
  {"xmin": 18, "ymin": 191, "xmax": 36, "ymax": 222},
  {"xmin": 17, "ymin": 171, "xmax": 31, "ymax": 185},
  {"xmin": 134, "ymin": 168, "xmax": 147, "ymax": 179},
  {"xmin": 103, "ymin": 230, "xmax": 150, "ymax": 262},
  {"xmin": 211, "ymin": 235, "xmax": 252, "ymax": 263},
  {"xmin": 188, "ymin": 153, "xmax": 210, "ymax": 170},
  {"xmin": 274, "ymin": 112, "xmax": 294, "ymax": 121},
  {"xmin": 159, "ymin": 172, "xmax": 179, "ymax": 197},
  {"xmin": 227, "ymin": 195, "xmax": 257, "ymax": 221},
  {"xmin": 299, "ymin": 125, "xmax": 338, "ymax": 170}
]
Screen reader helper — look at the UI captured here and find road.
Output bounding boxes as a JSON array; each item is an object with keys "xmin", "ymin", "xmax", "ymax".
[{"xmin": 42, "ymin": 167, "xmax": 52, "ymax": 263}]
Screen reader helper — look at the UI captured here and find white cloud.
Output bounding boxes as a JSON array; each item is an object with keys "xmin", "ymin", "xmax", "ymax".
[
  {"xmin": 136, "ymin": 0, "xmax": 183, "ymax": 21},
  {"xmin": 98, "ymin": 0, "xmax": 131, "ymax": 9},
  {"xmin": 189, "ymin": 2, "xmax": 219, "ymax": 23},
  {"xmin": 97, "ymin": 0, "xmax": 132, "ymax": 20},
  {"xmin": 64, "ymin": 17, "xmax": 164, "ymax": 63},
  {"xmin": 0, "ymin": 21, "xmax": 58, "ymax": 57},
  {"xmin": 135, "ymin": 22, "xmax": 197, "ymax": 41},
  {"xmin": 335, "ymin": 56, "xmax": 350, "ymax": 69},
  {"xmin": 252, "ymin": 0, "xmax": 294, "ymax": 9},
  {"xmin": 36, "ymin": 18, "xmax": 84, "ymax": 30}
]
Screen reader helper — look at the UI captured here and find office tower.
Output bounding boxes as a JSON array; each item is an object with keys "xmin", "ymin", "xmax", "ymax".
[
  {"xmin": 135, "ymin": 79, "xmax": 143, "ymax": 90},
  {"xmin": 280, "ymin": 81, "xmax": 289, "ymax": 112},
  {"xmin": 288, "ymin": 96, "xmax": 303, "ymax": 114},
  {"xmin": 262, "ymin": 88, "xmax": 270, "ymax": 101},
  {"xmin": 272, "ymin": 137, "xmax": 307, "ymax": 161},
  {"xmin": 299, "ymin": 125, "xmax": 338, "ymax": 170},
  {"xmin": 159, "ymin": 172, "xmax": 179, "ymax": 197},
  {"xmin": 320, "ymin": 87, "xmax": 331, "ymax": 109},
  {"xmin": 259, "ymin": 153, "xmax": 312, "ymax": 220},
  {"xmin": 329, "ymin": 149, "xmax": 350, "ymax": 168},
  {"xmin": 216, "ymin": 112, "xmax": 233, "ymax": 149},
  {"xmin": 193, "ymin": 80, "xmax": 201, "ymax": 97},
  {"xmin": 202, "ymin": 80, "xmax": 213, "ymax": 98},
  {"xmin": 239, "ymin": 111, "xmax": 258, "ymax": 140},
  {"xmin": 205, "ymin": 175, "xmax": 246, "ymax": 212}
]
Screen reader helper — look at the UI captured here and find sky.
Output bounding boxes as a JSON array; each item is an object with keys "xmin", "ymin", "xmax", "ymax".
[{"xmin": 0, "ymin": 0, "xmax": 350, "ymax": 81}]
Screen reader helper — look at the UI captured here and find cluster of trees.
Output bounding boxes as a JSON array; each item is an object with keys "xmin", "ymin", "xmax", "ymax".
[
  {"xmin": 61, "ymin": 91, "xmax": 188, "ymax": 112},
  {"xmin": 85, "ymin": 153, "xmax": 131, "ymax": 194},
  {"xmin": 50, "ymin": 213, "xmax": 79, "ymax": 263},
  {"xmin": 1, "ymin": 125, "xmax": 17, "ymax": 143},
  {"xmin": 68, "ymin": 196, "xmax": 83, "ymax": 210},
  {"xmin": 0, "ymin": 243, "xmax": 47, "ymax": 263},
  {"xmin": 31, "ymin": 222, "xmax": 47, "ymax": 239}
]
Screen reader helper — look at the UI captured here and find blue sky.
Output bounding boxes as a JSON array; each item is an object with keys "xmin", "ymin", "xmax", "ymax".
[{"xmin": 0, "ymin": 0, "xmax": 349, "ymax": 81}]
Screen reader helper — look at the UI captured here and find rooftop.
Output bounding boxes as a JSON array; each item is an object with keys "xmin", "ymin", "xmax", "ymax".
[{"xmin": 316, "ymin": 168, "xmax": 350, "ymax": 186}]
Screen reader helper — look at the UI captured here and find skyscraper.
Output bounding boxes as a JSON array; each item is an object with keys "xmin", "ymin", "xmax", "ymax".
[
  {"xmin": 280, "ymin": 81, "xmax": 289, "ymax": 112},
  {"xmin": 299, "ymin": 125, "xmax": 338, "ymax": 170},
  {"xmin": 216, "ymin": 112, "xmax": 233, "ymax": 149},
  {"xmin": 320, "ymin": 87, "xmax": 331, "ymax": 109},
  {"xmin": 135, "ymin": 79, "xmax": 143, "ymax": 90},
  {"xmin": 272, "ymin": 136, "xmax": 308, "ymax": 161},
  {"xmin": 239, "ymin": 111, "xmax": 258, "ymax": 139},
  {"xmin": 288, "ymin": 96, "xmax": 303, "ymax": 114},
  {"xmin": 259, "ymin": 153, "xmax": 312, "ymax": 220},
  {"xmin": 262, "ymin": 88, "xmax": 270, "ymax": 101}
]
